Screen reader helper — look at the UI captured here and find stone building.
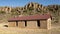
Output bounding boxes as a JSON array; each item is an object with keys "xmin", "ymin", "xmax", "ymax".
[{"xmin": 8, "ymin": 14, "xmax": 52, "ymax": 30}]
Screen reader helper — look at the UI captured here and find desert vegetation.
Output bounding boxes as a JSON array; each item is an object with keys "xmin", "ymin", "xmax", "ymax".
[
  {"xmin": 0, "ymin": 2, "xmax": 60, "ymax": 34},
  {"xmin": 0, "ymin": 2, "xmax": 60, "ymax": 23}
]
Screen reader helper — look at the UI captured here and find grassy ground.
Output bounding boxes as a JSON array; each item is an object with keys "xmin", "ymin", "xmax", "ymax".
[
  {"xmin": 0, "ymin": 23, "xmax": 47, "ymax": 34},
  {"xmin": 0, "ymin": 23, "xmax": 60, "ymax": 34},
  {"xmin": 0, "ymin": 27, "xmax": 47, "ymax": 34}
]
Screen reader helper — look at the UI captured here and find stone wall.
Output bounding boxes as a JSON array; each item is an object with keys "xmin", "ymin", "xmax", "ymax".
[
  {"xmin": 8, "ymin": 18, "xmax": 51, "ymax": 30},
  {"xmin": 8, "ymin": 22, "xmax": 16, "ymax": 27},
  {"xmin": 27, "ymin": 21, "xmax": 38, "ymax": 29},
  {"xmin": 47, "ymin": 18, "xmax": 51, "ymax": 30},
  {"xmin": 18, "ymin": 21, "xmax": 25, "ymax": 28},
  {"xmin": 40, "ymin": 20, "xmax": 47, "ymax": 29}
]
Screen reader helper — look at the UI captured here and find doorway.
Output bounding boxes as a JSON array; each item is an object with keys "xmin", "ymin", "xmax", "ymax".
[
  {"xmin": 16, "ymin": 21, "xmax": 18, "ymax": 27},
  {"xmin": 25, "ymin": 21, "xmax": 27, "ymax": 27},
  {"xmin": 37, "ymin": 20, "xmax": 40, "ymax": 27}
]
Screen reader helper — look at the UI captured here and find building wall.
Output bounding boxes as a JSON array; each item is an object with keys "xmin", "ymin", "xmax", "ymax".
[
  {"xmin": 18, "ymin": 21, "xmax": 25, "ymax": 28},
  {"xmin": 8, "ymin": 22, "xmax": 16, "ymax": 27},
  {"xmin": 27, "ymin": 21, "xmax": 38, "ymax": 29},
  {"xmin": 8, "ymin": 18, "xmax": 51, "ymax": 29},
  {"xmin": 47, "ymin": 18, "xmax": 51, "ymax": 30},
  {"xmin": 40, "ymin": 20, "xmax": 47, "ymax": 29}
]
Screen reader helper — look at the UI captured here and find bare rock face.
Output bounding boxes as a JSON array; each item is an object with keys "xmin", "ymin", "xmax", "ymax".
[
  {"xmin": 0, "ymin": 2, "xmax": 47, "ymax": 14},
  {"xmin": 0, "ymin": 6, "xmax": 12, "ymax": 13},
  {"xmin": 0, "ymin": 2, "xmax": 60, "ymax": 16},
  {"xmin": 0, "ymin": 2, "xmax": 60, "ymax": 23},
  {"xmin": 24, "ymin": 2, "xmax": 44, "ymax": 10}
]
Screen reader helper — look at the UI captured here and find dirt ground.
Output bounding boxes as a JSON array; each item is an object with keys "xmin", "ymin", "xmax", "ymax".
[{"xmin": 0, "ymin": 23, "xmax": 60, "ymax": 34}]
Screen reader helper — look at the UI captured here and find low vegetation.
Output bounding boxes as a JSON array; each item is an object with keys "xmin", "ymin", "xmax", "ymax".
[
  {"xmin": 0, "ymin": 2, "xmax": 60, "ymax": 34},
  {"xmin": 0, "ymin": 2, "xmax": 60, "ymax": 24}
]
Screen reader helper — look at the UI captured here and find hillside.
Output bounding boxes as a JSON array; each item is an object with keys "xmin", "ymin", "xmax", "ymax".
[{"xmin": 0, "ymin": 2, "xmax": 60, "ymax": 23}]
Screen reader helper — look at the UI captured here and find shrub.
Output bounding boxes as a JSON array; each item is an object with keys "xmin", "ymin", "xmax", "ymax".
[{"xmin": 0, "ymin": 11, "xmax": 6, "ymax": 14}]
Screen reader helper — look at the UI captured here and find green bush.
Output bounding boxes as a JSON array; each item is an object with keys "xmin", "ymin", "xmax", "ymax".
[{"xmin": 0, "ymin": 11, "xmax": 6, "ymax": 14}]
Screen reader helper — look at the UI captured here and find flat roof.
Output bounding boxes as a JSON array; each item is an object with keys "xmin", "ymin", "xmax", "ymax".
[{"xmin": 8, "ymin": 14, "xmax": 52, "ymax": 22}]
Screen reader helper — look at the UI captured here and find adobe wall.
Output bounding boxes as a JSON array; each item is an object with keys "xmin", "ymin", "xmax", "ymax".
[
  {"xmin": 8, "ymin": 22, "xmax": 16, "ymax": 27},
  {"xmin": 27, "ymin": 21, "xmax": 38, "ymax": 29},
  {"xmin": 18, "ymin": 21, "xmax": 25, "ymax": 28},
  {"xmin": 47, "ymin": 18, "xmax": 51, "ymax": 30},
  {"xmin": 40, "ymin": 20, "xmax": 47, "ymax": 29}
]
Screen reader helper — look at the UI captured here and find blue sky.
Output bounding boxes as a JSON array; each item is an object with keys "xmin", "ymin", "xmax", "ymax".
[{"xmin": 0, "ymin": 0, "xmax": 60, "ymax": 7}]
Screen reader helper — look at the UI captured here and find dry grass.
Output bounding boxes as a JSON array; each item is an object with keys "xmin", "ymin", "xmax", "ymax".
[
  {"xmin": 0, "ymin": 23, "xmax": 47, "ymax": 34},
  {"xmin": 0, "ymin": 27, "xmax": 48, "ymax": 34},
  {"xmin": 0, "ymin": 23, "xmax": 60, "ymax": 34}
]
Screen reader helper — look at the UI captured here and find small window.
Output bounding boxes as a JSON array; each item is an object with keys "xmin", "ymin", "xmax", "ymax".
[
  {"xmin": 25, "ymin": 21, "xmax": 27, "ymax": 27},
  {"xmin": 37, "ymin": 20, "xmax": 40, "ymax": 27},
  {"xmin": 16, "ymin": 21, "xmax": 18, "ymax": 26}
]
